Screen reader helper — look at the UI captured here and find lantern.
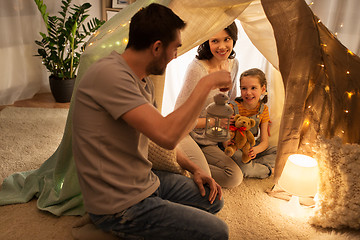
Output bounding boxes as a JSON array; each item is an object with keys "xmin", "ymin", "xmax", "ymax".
[{"xmin": 205, "ymin": 93, "xmax": 234, "ymax": 141}]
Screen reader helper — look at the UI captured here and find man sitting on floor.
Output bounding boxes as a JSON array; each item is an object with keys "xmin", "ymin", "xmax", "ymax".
[{"xmin": 72, "ymin": 3, "xmax": 232, "ymax": 240}]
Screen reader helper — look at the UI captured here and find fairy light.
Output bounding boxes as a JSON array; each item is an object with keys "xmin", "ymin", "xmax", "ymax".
[
  {"xmin": 347, "ymin": 49, "xmax": 354, "ymax": 56},
  {"xmin": 122, "ymin": 37, "xmax": 129, "ymax": 44},
  {"xmin": 346, "ymin": 91, "xmax": 354, "ymax": 98},
  {"xmin": 121, "ymin": 21, "xmax": 130, "ymax": 27},
  {"xmin": 303, "ymin": 119, "xmax": 310, "ymax": 127},
  {"xmin": 312, "ymin": 12, "xmax": 359, "ymax": 145}
]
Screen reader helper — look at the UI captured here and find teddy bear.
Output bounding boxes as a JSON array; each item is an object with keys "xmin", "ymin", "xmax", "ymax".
[{"xmin": 224, "ymin": 114, "xmax": 256, "ymax": 163}]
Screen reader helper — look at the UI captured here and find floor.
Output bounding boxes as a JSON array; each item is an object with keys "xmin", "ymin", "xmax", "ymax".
[{"xmin": 0, "ymin": 93, "xmax": 70, "ymax": 111}]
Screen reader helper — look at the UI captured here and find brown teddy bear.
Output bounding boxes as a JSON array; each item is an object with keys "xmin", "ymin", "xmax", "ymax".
[{"xmin": 224, "ymin": 114, "xmax": 256, "ymax": 163}]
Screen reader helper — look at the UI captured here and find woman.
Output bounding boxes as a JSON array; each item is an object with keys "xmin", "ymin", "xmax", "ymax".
[{"xmin": 175, "ymin": 22, "xmax": 243, "ymax": 188}]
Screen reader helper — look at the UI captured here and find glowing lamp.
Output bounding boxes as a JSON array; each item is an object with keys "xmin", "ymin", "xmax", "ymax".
[
  {"xmin": 278, "ymin": 154, "xmax": 319, "ymax": 197},
  {"xmin": 205, "ymin": 93, "xmax": 233, "ymax": 142}
]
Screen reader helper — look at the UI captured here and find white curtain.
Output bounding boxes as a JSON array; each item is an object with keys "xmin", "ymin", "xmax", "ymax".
[
  {"xmin": 0, "ymin": 0, "xmax": 101, "ymax": 105},
  {"xmin": 0, "ymin": 0, "xmax": 47, "ymax": 105}
]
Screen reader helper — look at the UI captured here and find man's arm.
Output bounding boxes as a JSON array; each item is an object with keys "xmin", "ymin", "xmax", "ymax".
[
  {"xmin": 176, "ymin": 148, "xmax": 222, "ymax": 204},
  {"xmin": 122, "ymin": 70, "xmax": 232, "ymax": 149}
]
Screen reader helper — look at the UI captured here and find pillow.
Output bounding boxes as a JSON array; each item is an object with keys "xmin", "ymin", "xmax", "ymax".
[
  {"xmin": 148, "ymin": 140, "xmax": 190, "ymax": 177},
  {"xmin": 310, "ymin": 136, "xmax": 360, "ymax": 229}
]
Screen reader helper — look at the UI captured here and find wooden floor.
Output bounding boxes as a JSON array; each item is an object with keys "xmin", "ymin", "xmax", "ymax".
[{"xmin": 0, "ymin": 93, "xmax": 70, "ymax": 111}]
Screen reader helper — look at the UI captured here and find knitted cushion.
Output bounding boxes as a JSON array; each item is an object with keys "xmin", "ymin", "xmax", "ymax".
[
  {"xmin": 310, "ymin": 136, "xmax": 360, "ymax": 229},
  {"xmin": 148, "ymin": 140, "xmax": 190, "ymax": 177}
]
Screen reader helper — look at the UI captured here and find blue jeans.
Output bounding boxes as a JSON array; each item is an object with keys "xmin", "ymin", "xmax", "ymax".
[{"xmin": 89, "ymin": 170, "xmax": 228, "ymax": 240}]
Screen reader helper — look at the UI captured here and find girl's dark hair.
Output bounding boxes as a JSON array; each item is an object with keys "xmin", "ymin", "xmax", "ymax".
[
  {"xmin": 126, "ymin": 3, "xmax": 186, "ymax": 50},
  {"xmin": 238, "ymin": 68, "xmax": 268, "ymax": 104},
  {"xmin": 196, "ymin": 22, "xmax": 238, "ymax": 60}
]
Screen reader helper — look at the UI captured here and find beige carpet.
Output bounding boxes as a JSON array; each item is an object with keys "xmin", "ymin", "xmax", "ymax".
[{"xmin": 0, "ymin": 107, "xmax": 359, "ymax": 240}]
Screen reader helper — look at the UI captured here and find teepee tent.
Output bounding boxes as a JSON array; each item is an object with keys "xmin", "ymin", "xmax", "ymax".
[{"xmin": 0, "ymin": 0, "xmax": 359, "ymax": 229}]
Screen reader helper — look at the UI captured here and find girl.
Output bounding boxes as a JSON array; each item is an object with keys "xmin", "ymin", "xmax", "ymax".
[
  {"xmin": 175, "ymin": 22, "xmax": 243, "ymax": 188},
  {"xmin": 228, "ymin": 68, "xmax": 276, "ymax": 179}
]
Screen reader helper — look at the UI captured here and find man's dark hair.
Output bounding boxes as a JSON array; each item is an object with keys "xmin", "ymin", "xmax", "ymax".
[
  {"xmin": 126, "ymin": 3, "xmax": 186, "ymax": 50},
  {"xmin": 196, "ymin": 22, "xmax": 238, "ymax": 60}
]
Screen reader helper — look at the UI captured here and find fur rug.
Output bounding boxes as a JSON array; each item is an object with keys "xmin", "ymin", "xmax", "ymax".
[{"xmin": 1, "ymin": 107, "xmax": 359, "ymax": 240}]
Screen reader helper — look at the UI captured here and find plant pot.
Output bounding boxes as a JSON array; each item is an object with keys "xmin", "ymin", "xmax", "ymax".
[{"xmin": 49, "ymin": 75, "xmax": 75, "ymax": 103}]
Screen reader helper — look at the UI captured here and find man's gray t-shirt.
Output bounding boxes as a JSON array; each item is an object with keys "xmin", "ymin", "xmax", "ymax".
[{"xmin": 72, "ymin": 51, "xmax": 160, "ymax": 215}]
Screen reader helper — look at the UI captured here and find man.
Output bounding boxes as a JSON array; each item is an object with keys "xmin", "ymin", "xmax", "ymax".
[{"xmin": 72, "ymin": 3, "xmax": 231, "ymax": 240}]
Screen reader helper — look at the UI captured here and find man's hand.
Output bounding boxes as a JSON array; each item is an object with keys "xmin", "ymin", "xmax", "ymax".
[
  {"xmin": 202, "ymin": 70, "xmax": 232, "ymax": 92},
  {"xmin": 176, "ymin": 148, "xmax": 222, "ymax": 204},
  {"xmin": 192, "ymin": 169, "xmax": 222, "ymax": 204}
]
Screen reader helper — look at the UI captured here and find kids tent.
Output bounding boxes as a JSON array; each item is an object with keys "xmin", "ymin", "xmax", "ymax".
[{"xmin": 1, "ymin": 0, "xmax": 359, "ymax": 229}]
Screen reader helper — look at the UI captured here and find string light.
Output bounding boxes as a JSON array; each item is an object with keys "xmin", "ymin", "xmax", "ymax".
[
  {"xmin": 347, "ymin": 49, "xmax": 354, "ymax": 56},
  {"xmin": 304, "ymin": 11, "xmax": 360, "ymax": 146},
  {"xmin": 346, "ymin": 91, "xmax": 354, "ymax": 98},
  {"xmin": 303, "ymin": 119, "xmax": 310, "ymax": 126}
]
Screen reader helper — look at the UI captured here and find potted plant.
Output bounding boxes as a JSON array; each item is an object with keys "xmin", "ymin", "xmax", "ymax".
[{"xmin": 34, "ymin": 0, "xmax": 104, "ymax": 102}]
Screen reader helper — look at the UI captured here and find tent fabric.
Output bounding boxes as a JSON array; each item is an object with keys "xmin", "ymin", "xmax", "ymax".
[
  {"xmin": 0, "ymin": 0, "xmax": 359, "ymax": 225},
  {"xmin": 262, "ymin": 0, "xmax": 360, "ymax": 180}
]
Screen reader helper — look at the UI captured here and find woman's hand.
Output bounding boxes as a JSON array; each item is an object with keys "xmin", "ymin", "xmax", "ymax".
[{"xmin": 192, "ymin": 169, "xmax": 222, "ymax": 204}]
